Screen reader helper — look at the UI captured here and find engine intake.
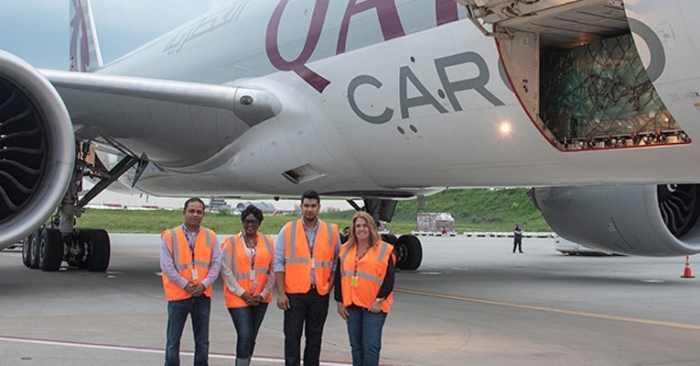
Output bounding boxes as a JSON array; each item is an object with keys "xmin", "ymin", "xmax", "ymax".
[
  {"xmin": 531, "ymin": 184, "xmax": 700, "ymax": 256},
  {"xmin": 0, "ymin": 51, "xmax": 75, "ymax": 248}
]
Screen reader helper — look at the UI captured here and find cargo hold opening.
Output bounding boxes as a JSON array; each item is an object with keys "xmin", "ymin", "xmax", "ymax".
[{"xmin": 466, "ymin": 0, "xmax": 689, "ymax": 150}]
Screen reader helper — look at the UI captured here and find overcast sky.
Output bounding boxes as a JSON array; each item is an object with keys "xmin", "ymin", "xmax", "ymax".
[{"xmin": 0, "ymin": 0, "xmax": 222, "ymax": 69}]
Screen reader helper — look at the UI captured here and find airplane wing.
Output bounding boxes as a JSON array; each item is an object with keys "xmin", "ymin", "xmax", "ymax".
[{"xmin": 42, "ymin": 69, "xmax": 281, "ymax": 169}]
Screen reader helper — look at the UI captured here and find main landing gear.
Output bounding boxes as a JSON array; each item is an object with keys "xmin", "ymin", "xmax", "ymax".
[
  {"xmin": 21, "ymin": 141, "xmax": 146, "ymax": 272},
  {"xmin": 347, "ymin": 198, "xmax": 423, "ymax": 270}
]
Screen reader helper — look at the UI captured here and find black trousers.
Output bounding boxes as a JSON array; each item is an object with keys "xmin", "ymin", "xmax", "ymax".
[
  {"xmin": 513, "ymin": 237, "xmax": 523, "ymax": 252},
  {"xmin": 284, "ymin": 288, "xmax": 330, "ymax": 366}
]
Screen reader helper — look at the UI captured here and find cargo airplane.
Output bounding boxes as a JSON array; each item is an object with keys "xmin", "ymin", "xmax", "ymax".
[{"xmin": 0, "ymin": 0, "xmax": 698, "ymax": 272}]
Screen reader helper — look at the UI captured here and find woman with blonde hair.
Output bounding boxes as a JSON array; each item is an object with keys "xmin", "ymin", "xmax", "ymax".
[{"xmin": 334, "ymin": 211, "xmax": 395, "ymax": 366}]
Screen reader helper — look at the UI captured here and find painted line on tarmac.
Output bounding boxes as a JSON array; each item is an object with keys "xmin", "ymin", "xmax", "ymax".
[
  {"xmin": 0, "ymin": 335, "xmax": 351, "ymax": 365},
  {"xmin": 395, "ymin": 288, "xmax": 700, "ymax": 331}
]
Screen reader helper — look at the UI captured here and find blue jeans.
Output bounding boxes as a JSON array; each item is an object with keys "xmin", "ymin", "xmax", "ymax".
[
  {"xmin": 228, "ymin": 303, "xmax": 269, "ymax": 364},
  {"xmin": 165, "ymin": 296, "xmax": 211, "ymax": 366},
  {"xmin": 346, "ymin": 306, "xmax": 388, "ymax": 366}
]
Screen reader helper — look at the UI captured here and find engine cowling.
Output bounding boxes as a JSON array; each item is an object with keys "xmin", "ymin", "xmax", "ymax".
[
  {"xmin": 0, "ymin": 51, "xmax": 75, "ymax": 248},
  {"xmin": 531, "ymin": 185, "xmax": 700, "ymax": 256}
]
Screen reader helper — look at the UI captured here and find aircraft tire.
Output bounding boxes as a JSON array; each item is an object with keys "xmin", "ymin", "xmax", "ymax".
[
  {"xmin": 85, "ymin": 229, "xmax": 110, "ymax": 272},
  {"xmin": 29, "ymin": 228, "xmax": 42, "ymax": 269},
  {"xmin": 22, "ymin": 232, "xmax": 34, "ymax": 267},
  {"xmin": 39, "ymin": 228, "xmax": 63, "ymax": 272},
  {"xmin": 381, "ymin": 233, "xmax": 398, "ymax": 245},
  {"xmin": 397, "ymin": 235, "xmax": 422, "ymax": 270}
]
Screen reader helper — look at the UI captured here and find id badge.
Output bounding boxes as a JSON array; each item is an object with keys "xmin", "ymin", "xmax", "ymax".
[
  {"xmin": 351, "ymin": 276, "xmax": 359, "ymax": 288},
  {"xmin": 191, "ymin": 269, "xmax": 199, "ymax": 280},
  {"xmin": 311, "ymin": 258, "xmax": 315, "ymax": 270},
  {"xmin": 250, "ymin": 270, "xmax": 256, "ymax": 279}
]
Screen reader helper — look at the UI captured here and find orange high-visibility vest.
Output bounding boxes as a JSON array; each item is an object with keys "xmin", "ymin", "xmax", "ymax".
[
  {"xmin": 283, "ymin": 219, "xmax": 339, "ymax": 295},
  {"xmin": 340, "ymin": 240, "xmax": 394, "ymax": 313},
  {"xmin": 161, "ymin": 226, "xmax": 216, "ymax": 301},
  {"xmin": 221, "ymin": 232, "xmax": 274, "ymax": 308}
]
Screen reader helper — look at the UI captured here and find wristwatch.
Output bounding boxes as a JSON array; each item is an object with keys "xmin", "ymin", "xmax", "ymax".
[{"xmin": 375, "ymin": 298, "xmax": 384, "ymax": 303}]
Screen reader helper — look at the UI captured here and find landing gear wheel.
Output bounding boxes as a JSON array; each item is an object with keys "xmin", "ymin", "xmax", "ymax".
[
  {"xmin": 29, "ymin": 229, "xmax": 42, "ymax": 269},
  {"xmin": 39, "ymin": 228, "xmax": 64, "ymax": 272},
  {"xmin": 84, "ymin": 229, "xmax": 111, "ymax": 272},
  {"xmin": 381, "ymin": 233, "xmax": 398, "ymax": 245},
  {"xmin": 22, "ymin": 231, "xmax": 35, "ymax": 268},
  {"xmin": 396, "ymin": 235, "xmax": 422, "ymax": 270},
  {"xmin": 393, "ymin": 236, "xmax": 408, "ymax": 268}
]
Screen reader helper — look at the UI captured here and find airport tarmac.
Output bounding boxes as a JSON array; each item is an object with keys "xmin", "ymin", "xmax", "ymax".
[{"xmin": 2, "ymin": 235, "xmax": 700, "ymax": 365}]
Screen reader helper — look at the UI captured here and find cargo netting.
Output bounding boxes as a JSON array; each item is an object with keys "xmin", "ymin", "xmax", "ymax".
[{"xmin": 540, "ymin": 33, "xmax": 680, "ymax": 144}]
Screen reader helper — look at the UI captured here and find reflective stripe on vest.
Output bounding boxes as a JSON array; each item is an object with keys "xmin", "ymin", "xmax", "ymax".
[
  {"xmin": 340, "ymin": 240, "xmax": 393, "ymax": 312},
  {"xmin": 230, "ymin": 234, "xmax": 273, "ymax": 279},
  {"xmin": 283, "ymin": 219, "xmax": 338, "ymax": 295},
  {"xmin": 170, "ymin": 228, "xmax": 213, "ymax": 271},
  {"xmin": 162, "ymin": 227, "xmax": 215, "ymax": 301},
  {"xmin": 223, "ymin": 233, "xmax": 274, "ymax": 308}
]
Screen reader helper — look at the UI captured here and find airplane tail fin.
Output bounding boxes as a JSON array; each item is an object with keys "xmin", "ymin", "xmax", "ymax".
[{"xmin": 69, "ymin": 0, "xmax": 103, "ymax": 72}]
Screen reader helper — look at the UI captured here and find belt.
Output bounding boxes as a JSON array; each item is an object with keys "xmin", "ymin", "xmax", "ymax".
[{"xmin": 309, "ymin": 284, "xmax": 316, "ymax": 289}]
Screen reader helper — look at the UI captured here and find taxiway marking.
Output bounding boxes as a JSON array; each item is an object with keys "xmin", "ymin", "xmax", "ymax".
[
  {"xmin": 0, "ymin": 335, "xmax": 352, "ymax": 365},
  {"xmin": 396, "ymin": 288, "xmax": 700, "ymax": 331}
]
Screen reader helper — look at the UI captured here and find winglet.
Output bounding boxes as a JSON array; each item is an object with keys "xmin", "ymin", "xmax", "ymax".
[{"xmin": 69, "ymin": 0, "xmax": 103, "ymax": 72}]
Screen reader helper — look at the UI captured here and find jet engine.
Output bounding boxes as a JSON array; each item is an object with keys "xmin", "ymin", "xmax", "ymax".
[
  {"xmin": 0, "ymin": 51, "xmax": 75, "ymax": 249},
  {"xmin": 531, "ymin": 185, "xmax": 700, "ymax": 256}
]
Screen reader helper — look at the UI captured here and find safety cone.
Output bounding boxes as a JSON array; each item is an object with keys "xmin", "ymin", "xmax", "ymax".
[{"xmin": 681, "ymin": 255, "xmax": 695, "ymax": 279}]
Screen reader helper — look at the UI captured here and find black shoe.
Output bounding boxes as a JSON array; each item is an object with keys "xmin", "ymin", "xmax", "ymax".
[{"xmin": 519, "ymin": 251, "xmax": 524, "ymax": 253}]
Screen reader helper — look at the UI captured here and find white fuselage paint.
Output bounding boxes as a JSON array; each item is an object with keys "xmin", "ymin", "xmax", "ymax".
[{"xmin": 61, "ymin": 0, "xmax": 700, "ymax": 196}]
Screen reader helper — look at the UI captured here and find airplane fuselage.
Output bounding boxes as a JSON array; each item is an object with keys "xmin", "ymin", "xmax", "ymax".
[
  {"xmin": 56, "ymin": 0, "xmax": 700, "ymax": 197},
  {"xmin": 6, "ymin": 0, "xmax": 700, "ymax": 263}
]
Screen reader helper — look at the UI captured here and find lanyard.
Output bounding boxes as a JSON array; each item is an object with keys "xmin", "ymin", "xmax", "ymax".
[
  {"xmin": 303, "ymin": 220, "xmax": 320, "ymax": 262},
  {"xmin": 182, "ymin": 224, "xmax": 198, "ymax": 262},
  {"xmin": 242, "ymin": 233, "xmax": 258, "ymax": 287},
  {"xmin": 241, "ymin": 233, "xmax": 257, "ymax": 268},
  {"xmin": 246, "ymin": 246, "xmax": 256, "ymax": 269},
  {"xmin": 182, "ymin": 224, "xmax": 200, "ymax": 280},
  {"xmin": 350, "ymin": 246, "xmax": 368, "ymax": 288},
  {"xmin": 354, "ymin": 246, "xmax": 369, "ymax": 276}
]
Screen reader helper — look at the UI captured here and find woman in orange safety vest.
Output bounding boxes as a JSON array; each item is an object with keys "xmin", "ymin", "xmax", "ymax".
[
  {"xmin": 335, "ymin": 211, "xmax": 395, "ymax": 366},
  {"xmin": 220, "ymin": 205, "xmax": 275, "ymax": 366}
]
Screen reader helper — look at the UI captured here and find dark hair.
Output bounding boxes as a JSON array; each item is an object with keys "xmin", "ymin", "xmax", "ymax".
[
  {"xmin": 183, "ymin": 197, "xmax": 205, "ymax": 210},
  {"xmin": 241, "ymin": 204, "xmax": 264, "ymax": 223},
  {"xmin": 301, "ymin": 189, "xmax": 320, "ymax": 203}
]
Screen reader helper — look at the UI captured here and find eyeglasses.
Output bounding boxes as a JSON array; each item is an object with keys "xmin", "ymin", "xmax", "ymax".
[{"xmin": 243, "ymin": 219, "xmax": 260, "ymax": 226}]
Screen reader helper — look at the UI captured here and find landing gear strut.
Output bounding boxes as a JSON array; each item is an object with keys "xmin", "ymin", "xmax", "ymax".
[
  {"xmin": 347, "ymin": 198, "xmax": 423, "ymax": 270},
  {"xmin": 21, "ymin": 141, "xmax": 146, "ymax": 272}
]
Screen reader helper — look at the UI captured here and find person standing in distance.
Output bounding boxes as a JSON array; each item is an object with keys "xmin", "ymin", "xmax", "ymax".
[
  {"xmin": 274, "ymin": 190, "xmax": 341, "ymax": 366},
  {"xmin": 335, "ymin": 212, "xmax": 395, "ymax": 366},
  {"xmin": 220, "ymin": 205, "xmax": 276, "ymax": 366},
  {"xmin": 160, "ymin": 197, "xmax": 222, "ymax": 366},
  {"xmin": 513, "ymin": 223, "xmax": 523, "ymax": 253}
]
